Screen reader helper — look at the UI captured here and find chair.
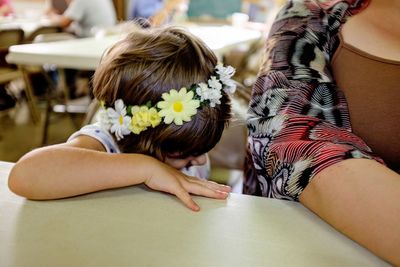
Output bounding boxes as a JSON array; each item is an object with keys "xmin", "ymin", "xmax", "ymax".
[
  {"xmin": 0, "ymin": 67, "xmax": 22, "ymax": 84},
  {"xmin": 0, "ymin": 28, "xmax": 24, "ymax": 68},
  {"xmin": 0, "ymin": 28, "xmax": 24, "ymax": 49},
  {"xmin": 0, "ymin": 29, "xmax": 27, "ymax": 114},
  {"xmin": 32, "ymin": 32, "xmax": 76, "ymax": 43},
  {"xmin": 26, "ymin": 32, "xmax": 80, "ymax": 145}
]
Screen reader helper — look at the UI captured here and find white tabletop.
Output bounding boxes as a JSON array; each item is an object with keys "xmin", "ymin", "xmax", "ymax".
[
  {"xmin": 6, "ymin": 25, "xmax": 262, "ymax": 70},
  {"xmin": 0, "ymin": 17, "xmax": 55, "ymax": 36},
  {"xmin": 7, "ymin": 34, "xmax": 123, "ymax": 69},
  {"xmin": 0, "ymin": 161, "xmax": 389, "ymax": 267}
]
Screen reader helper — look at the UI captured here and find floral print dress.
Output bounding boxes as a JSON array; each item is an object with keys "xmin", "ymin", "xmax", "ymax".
[{"xmin": 244, "ymin": 0, "xmax": 384, "ymax": 200}]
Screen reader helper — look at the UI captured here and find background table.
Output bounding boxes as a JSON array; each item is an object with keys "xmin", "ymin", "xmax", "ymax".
[
  {"xmin": 0, "ymin": 161, "xmax": 389, "ymax": 267},
  {"xmin": 6, "ymin": 25, "xmax": 263, "ymax": 69},
  {"xmin": 0, "ymin": 17, "xmax": 55, "ymax": 37}
]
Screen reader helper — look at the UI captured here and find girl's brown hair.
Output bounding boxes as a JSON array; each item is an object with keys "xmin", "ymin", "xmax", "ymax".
[{"xmin": 93, "ymin": 26, "xmax": 231, "ymax": 160}]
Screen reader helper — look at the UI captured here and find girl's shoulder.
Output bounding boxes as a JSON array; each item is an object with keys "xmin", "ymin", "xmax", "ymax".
[{"xmin": 67, "ymin": 123, "xmax": 121, "ymax": 154}]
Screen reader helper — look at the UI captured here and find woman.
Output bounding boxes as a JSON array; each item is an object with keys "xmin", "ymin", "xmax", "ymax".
[{"xmin": 245, "ymin": 0, "xmax": 400, "ymax": 265}]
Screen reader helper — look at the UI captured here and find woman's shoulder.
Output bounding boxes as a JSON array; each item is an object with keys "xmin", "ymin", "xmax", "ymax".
[
  {"xmin": 316, "ymin": 0, "xmax": 368, "ymax": 11},
  {"xmin": 277, "ymin": 0, "xmax": 368, "ymax": 16}
]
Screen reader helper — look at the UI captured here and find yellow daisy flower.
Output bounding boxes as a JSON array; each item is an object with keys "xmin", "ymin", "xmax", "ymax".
[
  {"xmin": 157, "ymin": 87, "xmax": 200, "ymax": 125},
  {"xmin": 148, "ymin": 107, "xmax": 162, "ymax": 127},
  {"xmin": 128, "ymin": 106, "xmax": 161, "ymax": 134}
]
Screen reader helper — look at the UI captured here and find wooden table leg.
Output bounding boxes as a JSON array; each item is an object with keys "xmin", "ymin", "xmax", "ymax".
[{"xmin": 19, "ymin": 66, "xmax": 40, "ymax": 124}]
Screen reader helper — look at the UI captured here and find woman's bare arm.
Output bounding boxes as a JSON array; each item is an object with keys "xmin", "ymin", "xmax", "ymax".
[{"xmin": 300, "ymin": 159, "xmax": 400, "ymax": 266}]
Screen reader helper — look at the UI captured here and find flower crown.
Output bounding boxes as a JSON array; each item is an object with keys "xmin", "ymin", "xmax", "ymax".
[{"xmin": 98, "ymin": 63, "xmax": 236, "ymax": 140}]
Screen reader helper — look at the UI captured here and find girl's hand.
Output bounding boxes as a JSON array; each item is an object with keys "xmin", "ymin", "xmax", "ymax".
[{"xmin": 144, "ymin": 159, "xmax": 231, "ymax": 211}]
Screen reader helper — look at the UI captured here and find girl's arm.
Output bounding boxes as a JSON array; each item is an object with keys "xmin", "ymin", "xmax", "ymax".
[{"xmin": 8, "ymin": 136, "xmax": 230, "ymax": 211}]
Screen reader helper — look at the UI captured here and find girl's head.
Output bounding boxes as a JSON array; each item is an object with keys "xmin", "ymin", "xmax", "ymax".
[{"xmin": 93, "ymin": 25, "xmax": 233, "ymax": 165}]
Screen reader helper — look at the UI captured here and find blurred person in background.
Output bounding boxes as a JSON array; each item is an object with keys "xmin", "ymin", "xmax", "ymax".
[
  {"xmin": 48, "ymin": 0, "xmax": 117, "ymax": 99},
  {"xmin": 48, "ymin": 0, "xmax": 117, "ymax": 38},
  {"xmin": 0, "ymin": 0, "xmax": 13, "ymax": 17},
  {"xmin": 0, "ymin": 0, "xmax": 15, "ymax": 111},
  {"xmin": 45, "ymin": 0, "xmax": 68, "ymax": 15},
  {"xmin": 129, "ymin": 0, "xmax": 164, "ymax": 21},
  {"xmin": 129, "ymin": 0, "xmax": 186, "ymax": 26}
]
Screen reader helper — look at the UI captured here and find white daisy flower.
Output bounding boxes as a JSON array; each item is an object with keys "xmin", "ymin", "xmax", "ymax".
[
  {"xmin": 216, "ymin": 63, "xmax": 235, "ymax": 83},
  {"xmin": 208, "ymin": 76, "xmax": 222, "ymax": 91},
  {"xmin": 195, "ymin": 82, "xmax": 210, "ymax": 102},
  {"xmin": 216, "ymin": 63, "xmax": 237, "ymax": 94},
  {"xmin": 196, "ymin": 82, "xmax": 223, "ymax": 107},
  {"xmin": 223, "ymin": 79, "xmax": 237, "ymax": 94},
  {"xmin": 107, "ymin": 99, "xmax": 131, "ymax": 140},
  {"xmin": 208, "ymin": 89, "xmax": 222, "ymax": 107},
  {"xmin": 157, "ymin": 87, "xmax": 200, "ymax": 125}
]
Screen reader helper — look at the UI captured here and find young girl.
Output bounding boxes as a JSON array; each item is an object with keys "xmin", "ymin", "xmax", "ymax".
[{"xmin": 8, "ymin": 26, "xmax": 235, "ymax": 211}]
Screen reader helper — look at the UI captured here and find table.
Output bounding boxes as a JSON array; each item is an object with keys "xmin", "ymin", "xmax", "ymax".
[
  {"xmin": 6, "ymin": 25, "xmax": 262, "ymax": 69},
  {"xmin": 0, "ymin": 17, "xmax": 55, "ymax": 37},
  {"xmin": 0, "ymin": 161, "xmax": 389, "ymax": 267}
]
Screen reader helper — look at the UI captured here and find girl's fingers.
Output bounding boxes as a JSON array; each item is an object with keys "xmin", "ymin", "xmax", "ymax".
[
  {"xmin": 183, "ymin": 181, "xmax": 229, "ymax": 200},
  {"xmin": 187, "ymin": 177, "xmax": 232, "ymax": 193},
  {"xmin": 207, "ymin": 181, "xmax": 232, "ymax": 193},
  {"xmin": 173, "ymin": 186, "xmax": 200, "ymax": 211}
]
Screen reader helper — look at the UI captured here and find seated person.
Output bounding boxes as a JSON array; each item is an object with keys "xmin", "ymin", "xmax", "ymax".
[
  {"xmin": 128, "ymin": 0, "xmax": 186, "ymax": 26},
  {"xmin": 48, "ymin": 0, "xmax": 117, "ymax": 37},
  {"xmin": 129, "ymin": 0, "xmax": 164, "ymax": 20},
  {"xmin": 47, "ymin": 0, "xmax": 117, "ymax": 99},
  {"xmin": 0, "ymin": 0, "xmax": 13, "ymax": 17},
  {"xmin": 45, "ymin": 0, "xmax": 68, "ymax": 15},
  {"xmin": 0, "ymin": 0, "xmax": 16, "ymax": 110}
]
